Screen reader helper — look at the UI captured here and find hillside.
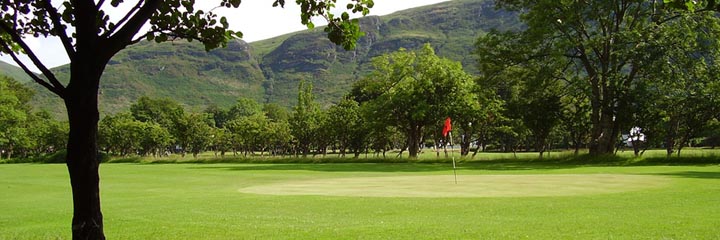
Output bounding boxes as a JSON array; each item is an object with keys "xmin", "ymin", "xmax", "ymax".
[
  {"xmin": 26, "ymin": 0, "xmax": 519, "ymax": 119},
  {"xmin": 0, "ymin": 61, "xmax": 32, "ymax": 83},
  {"xmin": 28, "ymin": 40, "xmax": 267, "ymax": 117}
]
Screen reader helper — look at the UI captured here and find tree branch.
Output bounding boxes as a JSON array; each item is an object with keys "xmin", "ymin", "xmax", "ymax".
[
  {"xmin": 129, "ymin": 32, "xmax": 154, "ymax": 45},
  {"xmin": 96, "ymin": 0, "xmax": 106, "ymax": 9},
  {"xmin": 102, "ymin": 0, "xmax": 145, "ymax": 38},
  {"xmin": 0, "ymin": 41, "xmax": 65, "ymax": 97},
  {"xmin": 656, "ymin": 8, "xmax": 712, "ymax": 25},
  {"xmin": 0, "ymin": 21, "xmax": 66, "ymax": 92},
  {"xmin": 105, "ymin": 0, "xmax": 159, "ymax": 55},
  {"xmin": 41, "ymin": 0, "xmax": 76, "ymax": 58}
]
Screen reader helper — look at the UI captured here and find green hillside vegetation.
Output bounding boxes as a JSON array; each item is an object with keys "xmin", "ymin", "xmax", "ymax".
[
  {"xmin": 0, "ymin": 61, "xmax": 32, "ymax": 83},
  {"xmin": 23, "ymin": 0, "xmax": 519, "ymax": 119},
  {"xmin": 28, "ymin": 39, "xmax": 268, "ymax": 119}
]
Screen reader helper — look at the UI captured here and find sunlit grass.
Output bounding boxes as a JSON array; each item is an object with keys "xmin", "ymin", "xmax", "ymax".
[{"xmin": 1, "ymin": 160, "xmax": 720, "ymax": 239}]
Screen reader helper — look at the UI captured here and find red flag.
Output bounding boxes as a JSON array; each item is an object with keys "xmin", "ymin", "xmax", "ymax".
[{"xmin": 442, "ymin": 117, "xmax": 452, "ymax": 137}]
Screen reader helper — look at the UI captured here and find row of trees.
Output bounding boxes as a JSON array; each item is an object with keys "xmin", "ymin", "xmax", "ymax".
[
  {"xmin": 6, "ymin": 32, "xmax": 720, "ymax": 161},
  {"xmin": 97, "ymin": 44, "xmax": 484, "ymax": 159},
  {"xmin": 0, "ymin": 76, "xmax": 67, "ymax": 160},
  {"xmin": 99, "ymin": 96, "xmax": 292, "ymax": 158},
  {"xmin": 6, "ymin": 1, "xmax": 720, "ymax": 164}
]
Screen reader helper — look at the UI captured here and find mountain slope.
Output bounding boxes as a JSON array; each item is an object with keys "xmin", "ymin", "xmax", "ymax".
[
  {"xmin": 0, "ymin": 61, "xmax": 32, "ymax": 83},
  {"xmin": 29, "ymin": 40, "xmax": 267, "ymax": 118},
  {"xmin": 28, "ymin": 0, "xmax": 519, "ymax": 119},
  {"xmin": 260, "ymin": 0, "xmax": 520, "ymax": 107}
]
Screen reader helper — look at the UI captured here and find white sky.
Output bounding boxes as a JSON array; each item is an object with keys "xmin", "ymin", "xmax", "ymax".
[{"xmin": 1, "ymin": 0, "xmax": 449, "ymax": 72}]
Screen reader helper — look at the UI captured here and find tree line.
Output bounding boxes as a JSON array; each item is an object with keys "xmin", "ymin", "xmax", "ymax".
[
  {"xmin": 98, "ymin": 0, "xmax": 720, "ymax": 159},
  {"xmin": 3, "ymin": 37, "xmax": 720, "ymax": 161},
  {"xmin": 4, "ymin": 1, "xmax": 720, "ymax": 162},
  {"xmin": 98, "ymin": 44, "xmax": 492, "ymax": 159}
]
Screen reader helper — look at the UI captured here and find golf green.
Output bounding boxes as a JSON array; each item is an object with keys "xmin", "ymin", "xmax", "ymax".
[{"xmin": 239, "ymin": 174, "xmax": 670, "ymax": 197}]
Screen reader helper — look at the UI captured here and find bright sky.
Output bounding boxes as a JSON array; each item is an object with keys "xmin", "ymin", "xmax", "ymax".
[{"xmin": 1, "ymin": 0, "xmax": 449, "ymax": 72}]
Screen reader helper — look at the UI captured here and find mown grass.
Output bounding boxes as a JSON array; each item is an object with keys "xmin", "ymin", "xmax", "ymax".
[{"xmin": 1, "ymin": 153, "xmax": 720, "ymax": 239}]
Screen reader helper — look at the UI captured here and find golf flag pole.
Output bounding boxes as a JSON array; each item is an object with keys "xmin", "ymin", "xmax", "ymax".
[
  {"xmin": 443, "ymin": 117, "xmax": 457, "ymax": 184},
  {"xmin": 450, "ymin": 132, "xmax": 457, "ymax": 184}
]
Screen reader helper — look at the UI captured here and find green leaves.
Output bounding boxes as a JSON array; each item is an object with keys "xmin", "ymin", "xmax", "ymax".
[
  {"xmin": 278, "ymin": 0, "xmax": 373, "ymax": 50},
  {"xmin": 290, "ymin": 80, "xmax": 323, "ymax": 156},
  {"xmin": 356, "ymin": 44, "xmax": 475, "ymax": 157},
  {"xmin": 0, "ymin": 77, "xmax": 67, "ymax": 158}
]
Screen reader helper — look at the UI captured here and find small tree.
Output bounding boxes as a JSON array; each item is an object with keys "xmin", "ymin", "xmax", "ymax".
[
  {"xmin": 290, "ymin": 80, "xmax": 322, "ymax": 157},
  {"xmin": 360, "ymin": 44, "xmax": 475, "ymax": 158},
  {"xmin": 326, "ymin": 99, "xmax": 363, "ymax": 157},
  {"xmin": 176, "ymin": 113, "xmax": 214, "ymax": 158}
]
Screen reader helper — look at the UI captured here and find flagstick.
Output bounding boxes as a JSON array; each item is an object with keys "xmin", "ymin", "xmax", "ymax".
[{"xmin": 450, "ymin": 132, "xmax": 457, "ymax": 184}]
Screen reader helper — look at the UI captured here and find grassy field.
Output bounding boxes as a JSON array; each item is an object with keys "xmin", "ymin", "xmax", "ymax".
[{"xmin": 1, "ymin": 154, "xmax": 720, "ymax": 239}]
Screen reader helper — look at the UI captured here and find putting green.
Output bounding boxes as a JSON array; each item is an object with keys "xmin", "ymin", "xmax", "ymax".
[{"xmin": 238, "ymin": 174, "xmax": 671, "ymax": 198}]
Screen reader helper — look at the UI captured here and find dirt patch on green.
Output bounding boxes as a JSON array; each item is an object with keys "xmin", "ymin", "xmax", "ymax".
[{"xmin": 238, "ymin": 174, "xmax": 671, "ymax": 198}]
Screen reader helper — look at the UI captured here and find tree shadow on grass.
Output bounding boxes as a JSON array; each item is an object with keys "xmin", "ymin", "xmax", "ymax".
[
  {"xmin": 171, "ymin": 153, "xmax": 720, "ymax": 173},
  {"xmin": 628, "ymin": 155, "xmax": 720, "ymax": 166},
  {"xmin": 189, "ymin": 159, "xmax": 587, "ymax": 173},
  {"xmin": 652, "ymin": 171, "xmax": 720, "ymax": 179}
]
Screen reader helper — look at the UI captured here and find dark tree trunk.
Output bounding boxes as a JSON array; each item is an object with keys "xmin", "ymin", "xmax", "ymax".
[
  {"xmin": 64, "ymin": 73, "xmax": 105, "ymax": 240},
  {"xmin": 535, "ymin": 137, "xmax": 546, "ymax": 159},
  {"xmin": 665, "ymin": 117, "xmax": 679, "ymax": 157},
  {"xmin": 573, "ymin": 141, "xmax": 581, "ymax": 155},
  {"xmin": 471, "ymin": 145, "xmax": 481, "ymax": 158},
  {"xmin": 407, "ymin": 125, "xmax": 422, "ymax": 158},
  {"xmin": 460, "ymin": 133, "xmax": 471, "ymax": 156},
  {"xmin": 589, "ymin": 105, "xmax": 618, "ymax": 155}
]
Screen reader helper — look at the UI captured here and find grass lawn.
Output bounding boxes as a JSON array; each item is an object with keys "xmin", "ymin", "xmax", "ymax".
[{"xmin": 1, "ymin": 159, "xmax": 719, "ymax": 239}]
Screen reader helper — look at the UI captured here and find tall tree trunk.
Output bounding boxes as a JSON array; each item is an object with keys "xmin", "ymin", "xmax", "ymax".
[
  {"xmin": 460, "ymin": 131, "xmax": 471, "ymax": 156},
  {"xmin": 573, "ymin": 136, "xmax": 581, "ymax": 155},
  {"xmin": 64, "ymin": 75, "xmax": 105, "ymax": 239},
  {"xmin": 407, "ymin": 125, "xmax": 422, "ymax": 158},
  {"xmin": 589, "ymin": 104, "xmax": 618, "ymax": 155},
  {"xmin": 665, "ymin": 117, "xmax": 679, "ymax": 157},
  {"xmin": 537, "ymin": 142, "xmax": 545, "ymax": 159}
]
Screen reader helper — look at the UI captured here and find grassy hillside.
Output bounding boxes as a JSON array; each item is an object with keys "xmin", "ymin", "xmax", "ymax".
[
  {"xmin": 27, "ymin": 0, "xmax": 520, "ymax": 118},
  {"xmin": 0, "ymin": 61, "xmax": 32, "ymax": 83},
  {"xmin": 260, "ymin": 0, "xmax": 520, "ymax": 107},
  {"xmin": 29, "ymin": 40, "xmax": 267, "ymax": 119}
]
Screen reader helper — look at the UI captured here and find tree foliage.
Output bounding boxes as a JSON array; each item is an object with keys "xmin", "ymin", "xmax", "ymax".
[
  {"xmin": 290, "ymin": 80, "xmax": 322, "ymax": 157},
  {"xmin": 0, "ymin": 76, "xmax": 67, "ymax": 159},
  {"xmin": 355, "ymin": 44, "xmax": 475, "ymax": 158},
  {"xmin": 490, "ymin": 0, "xmax": 720, "ymax": 155}
]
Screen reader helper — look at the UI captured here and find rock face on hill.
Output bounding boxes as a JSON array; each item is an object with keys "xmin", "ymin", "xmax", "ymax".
[{"xmin": 22, "ymin": 0, "xmax": 519, "ymax": 118}]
